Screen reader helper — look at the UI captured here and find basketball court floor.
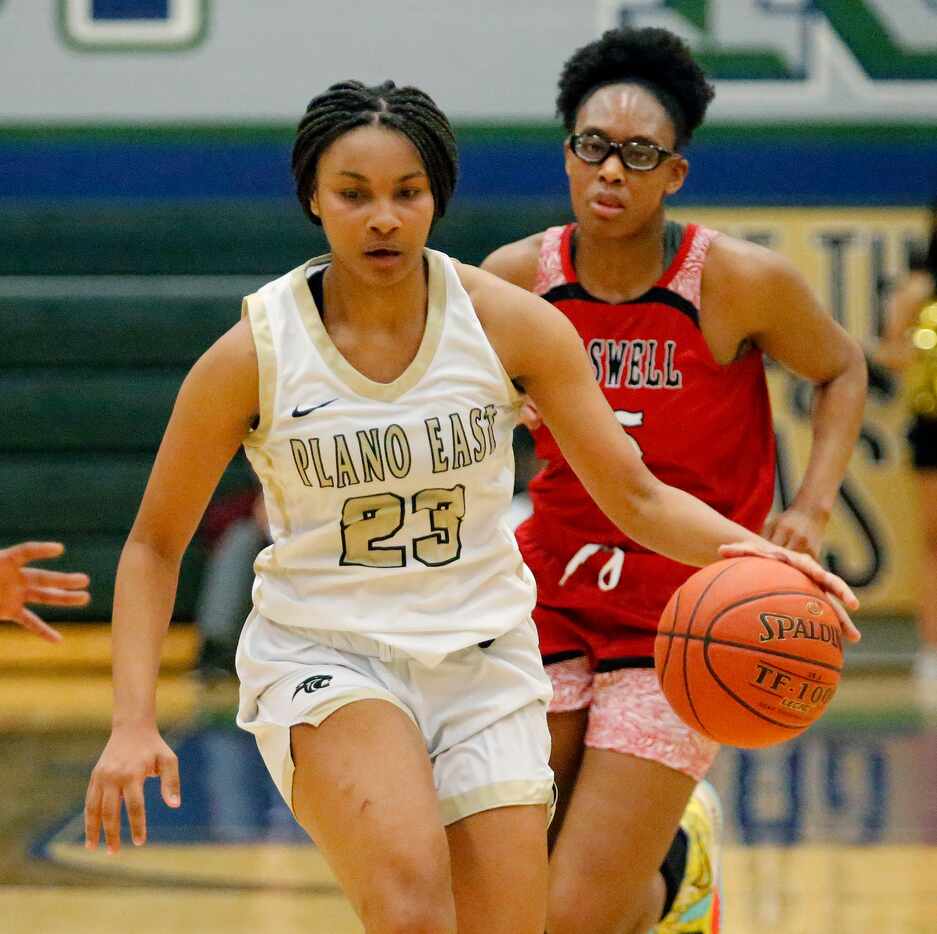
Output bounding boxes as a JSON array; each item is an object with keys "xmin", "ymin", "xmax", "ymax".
[{"xmin": 3, "ymin": 623, "xmax": 936, "ymax": 934}]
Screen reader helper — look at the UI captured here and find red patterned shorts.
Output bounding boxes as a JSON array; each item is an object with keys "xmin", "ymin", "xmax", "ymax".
[{"xmin": 546, "ymin": 656, "xmax": 719, "ymax": 781}]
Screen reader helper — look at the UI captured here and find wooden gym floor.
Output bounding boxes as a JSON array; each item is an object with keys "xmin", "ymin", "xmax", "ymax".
[{"xmin": 2, "ymin": 624, "xmax": 935, "ymax": 933}]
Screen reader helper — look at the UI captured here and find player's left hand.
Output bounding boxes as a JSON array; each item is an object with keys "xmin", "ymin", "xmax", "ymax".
[
  {"xmin": 517, "ymin": 396, "xmax": 543, "ymax": 432},
  {"xmin": 869, "ymin": 337, "xmax": 914, "ymax": 373},
  {"xmin": 761, "ymin": 507, "xmax": 827, "ymax": 559},
  {"xmin": 719, "ymin": 541, "xmax": 861, "ymax": 643},
  {"xmin": 0, "ymin": 541, "xmax": 90, "ymax": 642}
]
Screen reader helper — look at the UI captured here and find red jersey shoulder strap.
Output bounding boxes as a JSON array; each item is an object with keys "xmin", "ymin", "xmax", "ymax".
[
  {"xmin": 534, "ymin": 224, "xmax": 576, "ymax": 296},
  {"xmin": 534, "ymin": 221, "xmax": 718, "ymax": 305},
  {"xmin": 660, "ymin": 223, "xmax": 719, "ymax": 308}
]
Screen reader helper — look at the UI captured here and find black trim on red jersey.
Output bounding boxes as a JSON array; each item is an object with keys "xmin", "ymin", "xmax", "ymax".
[
  {"xmin": 595, "ymin": 656, "xmax": 655, "ymax": 672},
  {"xmin": 541, "ymin": 650, "xmax": 586, "ymax": 666},
  {"xmin": 540, "ymin": 651, "xmax": 656, "ymax": 671},
  {"xmin": 540, "ymin": 283, "xmax": 700, "ymax": 329}
]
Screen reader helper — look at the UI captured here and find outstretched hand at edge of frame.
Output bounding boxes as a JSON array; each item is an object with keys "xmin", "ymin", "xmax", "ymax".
[{"xmin": 0, "ymin": 541, "xmax": 91, "ymax": 642}]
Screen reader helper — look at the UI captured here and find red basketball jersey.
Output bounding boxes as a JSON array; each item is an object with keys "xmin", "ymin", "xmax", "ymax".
[{"xmin": 516, "ymin": 222, "xmax": 776, "ymax": 660}]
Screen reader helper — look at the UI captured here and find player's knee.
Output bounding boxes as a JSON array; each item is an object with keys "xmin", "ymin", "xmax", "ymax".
[
  {"xmin": 548, "ymin": 898, "xmax": 615, "ymax": 934},
  {"xmin": 546, "ymin": 898, "xmax": 582, "ymax": 934},
  {"xmin": 547, "ymin": 871, "xmax": 602, "ymax": 934},
  {"xmin": 361, "ymin": 896, "xmax": 456, "ymax": 934},
  {"xmin": 547, "ymin": 861, "xmax": 653, "ymax": 934},
  {"xmin": 548, "ymin": 897, "xmax": 644, "ymax": 934},
  {"xmin": 359, "ymin": 854, "xmax": 456, "ymax": 934}
]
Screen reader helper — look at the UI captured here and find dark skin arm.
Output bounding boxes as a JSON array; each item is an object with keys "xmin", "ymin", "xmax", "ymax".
[
  {"xmin": 85, "ymin": 319, "xmax": 259, "ymax": 854},
  {"xmin": 700, "ymin": 237, "xmax": 867, "ymax": 558}
]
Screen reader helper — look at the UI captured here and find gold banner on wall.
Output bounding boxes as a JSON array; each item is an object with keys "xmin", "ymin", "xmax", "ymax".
[{"xmin": 668, "ymin": 207, "xmax": 932, "ymax": 616}]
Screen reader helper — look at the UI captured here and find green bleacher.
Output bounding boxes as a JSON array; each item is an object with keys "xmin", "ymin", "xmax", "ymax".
[{"xmin": 1, "ymin": 290, "xmax": 255, "ymax": 619}]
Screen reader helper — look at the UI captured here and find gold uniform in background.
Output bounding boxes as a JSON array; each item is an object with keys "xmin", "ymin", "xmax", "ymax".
[{"xmin": 908, "ymin": 302, "xmax": 937, "ymax": 417}]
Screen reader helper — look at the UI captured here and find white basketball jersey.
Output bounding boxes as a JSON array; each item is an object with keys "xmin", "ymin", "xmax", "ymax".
[{"xmin": 241, "ymin": 249, "xmax": 536, "ymax": 667}]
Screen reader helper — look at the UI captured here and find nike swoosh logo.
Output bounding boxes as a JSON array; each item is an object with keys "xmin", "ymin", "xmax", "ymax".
[{"xmin": 292, "ymin": 398, "xmax": 338, "ymax": 418}]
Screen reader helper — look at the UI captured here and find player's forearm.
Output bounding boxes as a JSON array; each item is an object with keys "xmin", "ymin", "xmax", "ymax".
[
  {"xmin": 110, "ymin": 540, "xmax": 181, "ymax": 728},
  {"xmin": 790, "ymin": 354, "xmax": 867, "ymax": 520},
  {"xmin": 601, "ymin": 478, "xmax": 763, "ymax": 568}
]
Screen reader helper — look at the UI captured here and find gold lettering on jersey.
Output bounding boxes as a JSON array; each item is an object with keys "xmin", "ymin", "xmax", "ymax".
[
  {"xmin": 588, "ymin": 339, "xmax": 683, "ymax": 390},
  {"xmin": 290, "ymin": 438, "xmax": 314, "ymax": 487},
  {"xmin": 356, "ymin": 428, "xmax": 385, "ymax": 483},
  {"xmin": 334, "ymin": 434, "xmax": 361, "ymax": 488},
  {"xmin": 425, "ymin": 417, "xmax": 450, "ymax": 474},
  {"xmin": 483, "ymin": 404, "xmax": 498, "ymax": 451},
  {"xmin": 469, "ymin": 407, "xmax": 488, "ymax": 462},
  {"xmin": 309, "ymin": 437, "xmax": 335, "ymax": 488},
  {"xmin": 384, "ymin": 424, "xmax": 412, "ymax": 479},
  {"xmin": 449, "ymin": 413, "xmax": 473, "ymax": 469},
  {"xmin": 289, "ymin": 407, "xmax": 501, "ymax": 489}
]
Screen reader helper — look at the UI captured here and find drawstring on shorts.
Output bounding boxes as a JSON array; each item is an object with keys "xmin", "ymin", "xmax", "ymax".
[{"xmin": 558, "ymin": 544, "xmax": 625, "ymax": 591}]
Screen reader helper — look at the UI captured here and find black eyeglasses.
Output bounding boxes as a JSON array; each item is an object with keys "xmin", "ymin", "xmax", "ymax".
[{"xmin": 569, "ymin": 132, "xmax": 676, "ymax": 171}]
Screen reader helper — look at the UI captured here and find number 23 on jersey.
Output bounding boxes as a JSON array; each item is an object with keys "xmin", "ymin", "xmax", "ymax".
[{"xmin": 340, "ymin": 485, "xmax": 466, "ymax": 569}]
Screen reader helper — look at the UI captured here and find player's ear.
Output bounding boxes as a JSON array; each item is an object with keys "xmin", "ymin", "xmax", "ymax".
[
  {"xmin": 309, "ymin": 189, "xmax": 320, "ymax": 219},
  {"xmin": 664, "ymin": 156, "xmax": 689, "ymax": 197}
]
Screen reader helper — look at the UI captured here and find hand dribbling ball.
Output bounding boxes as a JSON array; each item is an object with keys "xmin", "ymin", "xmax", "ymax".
[{"xmin": 654, "ymin": 556, "xmax": 844, "ymax": 748}]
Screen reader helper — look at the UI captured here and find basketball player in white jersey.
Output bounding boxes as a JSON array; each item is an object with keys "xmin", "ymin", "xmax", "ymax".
[
  {"xmin": 83, "ymin": 80, "xmax": 859, "ymax": 934},
  {"xmin": 0, "ymin": 541, "xmax": 89, "ymax": 641}
]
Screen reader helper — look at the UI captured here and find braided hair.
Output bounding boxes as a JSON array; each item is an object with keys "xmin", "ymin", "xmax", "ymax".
[
  {"xmin": 556, "ymin": 28, "xmax": 715, "ymax": 150},
  {"xmin": 292, "ymin": 80, "xmax": 458, "ymax": 225}
]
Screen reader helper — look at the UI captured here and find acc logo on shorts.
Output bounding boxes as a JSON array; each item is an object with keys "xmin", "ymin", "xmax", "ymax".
[
  {"xmin": 292, "ymin": 674, "xmax": 334, "ymax": 701},
  {"xmin": 60, "ymin": 0, "xmax": 208, "ymax": 51}
]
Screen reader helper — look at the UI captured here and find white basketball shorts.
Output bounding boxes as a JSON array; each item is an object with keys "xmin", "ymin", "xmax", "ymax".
[{"xmin": 236, "ymin": 612, "xmax": 555, "ymax": 826}]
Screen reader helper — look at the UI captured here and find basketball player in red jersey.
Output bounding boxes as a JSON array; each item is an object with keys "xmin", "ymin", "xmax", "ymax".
[{"xmin": 483, "ymin": 28, "xmax": 867, "ymax": 934}]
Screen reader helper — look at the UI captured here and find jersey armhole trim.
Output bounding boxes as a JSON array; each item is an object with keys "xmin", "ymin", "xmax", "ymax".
[
  {"xmin": 457, "ymin": 264, "xmax": 524, "ymax": 412},
  {"xmin": 497, "ymin": 356, "xmax": 524, "ymax": 412},
  {"xmin": 483, "ymin": 318, "xmax": 523, "ymax": 408},
  {"xmin": 243, "ymin": 291, "xmax": 276, "ymax": 447}
]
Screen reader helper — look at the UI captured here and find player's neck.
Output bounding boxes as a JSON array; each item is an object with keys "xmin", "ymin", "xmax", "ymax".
[
  {"xmin": 323, "ymin": 257, "xmax": 428, "ymax": 336},
  {"xmin": 574, "ymin": 211, "xmax": 667, "ymax": 303}
]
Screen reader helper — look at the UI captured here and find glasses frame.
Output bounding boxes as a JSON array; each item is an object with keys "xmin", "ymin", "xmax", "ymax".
[{"xmin": 568, "ymin": 132, "xmax": 677, "ymax": 172}]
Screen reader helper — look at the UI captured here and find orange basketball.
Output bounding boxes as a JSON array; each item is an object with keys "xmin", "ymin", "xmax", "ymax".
[{"xmin": 654, "ymin": 556, "xmax": 844, "ymax": 748}]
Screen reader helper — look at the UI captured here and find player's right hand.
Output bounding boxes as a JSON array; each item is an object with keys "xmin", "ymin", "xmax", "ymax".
[
  {"xmin": 85, "ymin": 724, "xmax": 180, "ymax": 854},
  {"xmin": 518, "ymin": 396, "xmax": 543, "ymax": 431}
]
